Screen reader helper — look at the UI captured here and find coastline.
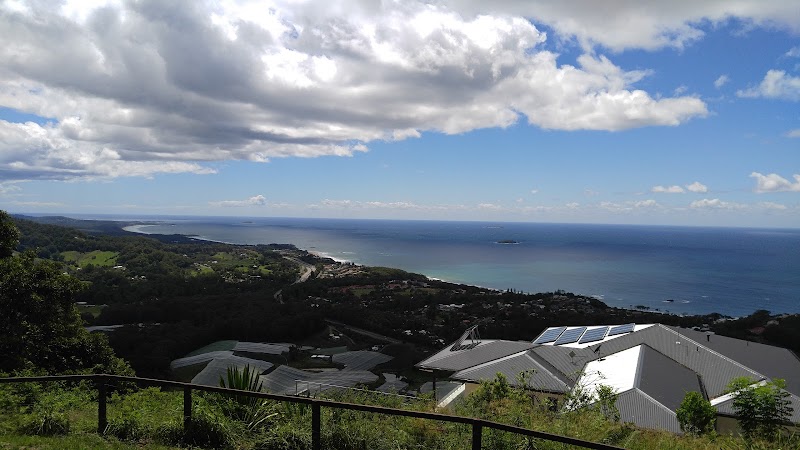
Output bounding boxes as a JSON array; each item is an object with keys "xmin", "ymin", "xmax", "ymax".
[
  {"xmin": 114, "ymin": 218, "xmax": 800, "ymax": 317},
  {"xmin": 122, "ymin": 224, "xmax": 721, "ymax": 318}
]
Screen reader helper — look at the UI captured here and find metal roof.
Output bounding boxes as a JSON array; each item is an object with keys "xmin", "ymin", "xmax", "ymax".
[
  {"xmin": 616, "ymin": 389, "xmax": 682, "ymax": 434},
  {"xmin": 190, "ymin": 355, "xmax": 273, "ymax": 387},
  {"xmin": 452, "ymin": 350, "xmax": 570, "ymax": 393},
  {"xmin": 530, "ymin": 345, "xmax": 595, "ymax": 383},
  {"xmin": 233, "ymin": 342, "xmax": 291, "ymax": 355},
  {"xmin": 376, "ymin": 373, "xmax": 408, "ymax": 393},
  {"xmin": 332, "ymin": 351, "xmax": 393, "ymax": 371},
  {"xmin": 258, "ymin": 365, "xmax": 378, "ymax": 395},
  {"xmin": 636, "ymin": 345, "xmax": 702, "ymax": 411},
  {"xmin": 580, "ymin": 325, "xmax": 764, "ymax": 399},
  {"xmin": 170, "ymin": 351, "xmax": 233, "ymax": 369},
  {"xmin": 667, "ymin": 326, "xmax": 800, "ymax": 396},
  {"xmin": 416, "ymin": 340, "xmax": 535, "ymax": 372}
]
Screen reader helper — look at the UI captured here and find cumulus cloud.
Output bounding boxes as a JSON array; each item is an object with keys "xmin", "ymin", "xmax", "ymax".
[
  {"xmin": 652, "ymin": 182, "xmax": 707, "ymax": 194},
  {"xmin": 737, "ymin": 70, "xmax": 800, "ymax": 101},
  {"xmin": 714, "ymin": 75, "xmax": 729, "ymax": 89},
  {"xmin": 652, "ymin": 185, "xmax": 685, "ymax": 194},
  {"xmin": 448, "ymin": 1, "xmax": 800, "ymax": 51},
  {"xmin": 690, "ymin": 198, "xmax": 745, "ymax": 210},
  {"xmin": 750, "ymin": 172, "xmax": 800, "ymax": 192},
  {"xmin": 786, "ymin": 129, "xmax": 800, "ymax": 138},
  {"xmin": 210, "ymin": 195, "xmax": 267, "ymax": 207},
  {"xmin": 685, "ymin": 181, "xmax": 708, "ymax": 193},
  {"xmin": 0, "ymin": 1, "xmax": 709, "ymax": 180},
  {"xmin": 787, "ymin": 47, "xmax": 800, "ymax": 58}
]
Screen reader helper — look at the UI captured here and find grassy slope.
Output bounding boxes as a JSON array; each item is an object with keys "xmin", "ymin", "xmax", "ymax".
[
  {"xmin": 62, "ymin": 250, "xmax": 119, "ymax": 268},
  {"xmin": 2, "ymin": 382, "xmax": 795, "ymax": 450}
]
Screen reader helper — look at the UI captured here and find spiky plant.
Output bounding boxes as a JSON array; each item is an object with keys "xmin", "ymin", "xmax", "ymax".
[{"xmin": 219, "ymin": 364, "xmax": 277, "ymax": 430}]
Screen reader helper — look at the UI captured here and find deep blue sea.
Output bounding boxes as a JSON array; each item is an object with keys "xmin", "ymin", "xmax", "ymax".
[{"xmin": 110, "ymin": 216, "xmax": 800, "ymax": 317}]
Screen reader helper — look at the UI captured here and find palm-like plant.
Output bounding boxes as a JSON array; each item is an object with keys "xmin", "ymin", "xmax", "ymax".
[{"xmin": 219, "ymin": 364, "xmax": 277, "ymax": 430}]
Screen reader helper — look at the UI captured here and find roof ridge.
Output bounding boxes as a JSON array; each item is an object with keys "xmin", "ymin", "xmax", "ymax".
[
  {"xmin": 658, "ymin": 324, "xmax": 766, "ymax": 381},
  {"xmin": 633, "ymin": 387, "xmax": 677, "ymax": 415},
  {"xmin": 521, "ymin": 351, "xmax": 570, "ymax": 390}
]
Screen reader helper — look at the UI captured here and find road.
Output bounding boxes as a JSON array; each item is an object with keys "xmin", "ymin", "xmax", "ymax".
[
  {"xmin": 325, "ymin": 319, "xmax": 402, "ymax": 344},
  {"xmin": 274, "ymin": 256, "xmax": 317, "ymax": 304}
]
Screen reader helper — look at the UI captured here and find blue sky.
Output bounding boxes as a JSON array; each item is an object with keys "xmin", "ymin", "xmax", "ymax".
[{"xmin": 0, "ymin": 1, "xmax": 798, "ymax": 227}]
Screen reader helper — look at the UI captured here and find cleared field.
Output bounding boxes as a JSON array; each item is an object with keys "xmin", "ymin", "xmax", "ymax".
[
  {"xmin": 77, "ymin": 304, "xmax": 105, "ymax": 318},
  {"xmin": 62, "ymin": 250, "xmax": 119, "ymax": 267}
]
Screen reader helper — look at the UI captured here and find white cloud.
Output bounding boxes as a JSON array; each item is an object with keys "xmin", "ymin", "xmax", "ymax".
[
  {"xmin": 674, "ymin": 85, "xmax": 688, "ymax": 95},
  {"xmin": 10, "ymin": 201, "xmax": 65, "ymax": 207},
  {"xmin": 690, "ymin": 198, "xmax": 746, "ymax": 210},
  {"xmin": 210, "ymin": 195, "xmax": 267, "ymax": 207},
  {"xmin": 787, "ymin": 47, "xmax": 800, "ymax": 58},
  {"xmin": 714, "ymin": 74, "xmax": 729, "ymax": 89},
  {"xmin": 786, "ymin": 129, "xmax": 800, "ymax": 138},
  {"xmin": 685, "ymin": 181, "xmax": 708, "ymax": 193},
  {"xmin": 750, "ymin": 172, "xmax": 800, "ymax": 193},
  {"xmin": 477, "ymin": 203, "xmax": 503, "ymax": 210},
  {"xmin": 0, "ymin": 183, "xmax": 22, "ymax": 196},
  {"xmin": 652, "ymin": 185, "xmax": 685, "ymax": 194},
  {"xmin": 633, "ymin": 199, "xmax": 658, "ymax": 208},
  {"xmin": 758, "ymin": 201, "xmax": 787, "ymax": 210},
  {"xmin": 584, "ymin": 189, "xmax": 599, "ymax": 197},
  {"xmin": 448, "ymin": 1, "xmax": 800, "ymax": 51},
  {"xmin": 530, "ymin": 189, "xmax": 539, "ymax": 195},
  {"xmin": 737, "ymin": 70, "xmax": 800, "ymax": 101},
  {"xmin": 600, "ymin": 199, "xmax": 660, "ymax": 212},
  {"xmin": 0, "ymin": 1, "xmax": 709, "ymax": 180}
]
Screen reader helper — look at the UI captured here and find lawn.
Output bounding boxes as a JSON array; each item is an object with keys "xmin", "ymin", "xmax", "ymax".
[{"xmin": 62, "ymin": 250, "xmax": 119, "ymax": 268}]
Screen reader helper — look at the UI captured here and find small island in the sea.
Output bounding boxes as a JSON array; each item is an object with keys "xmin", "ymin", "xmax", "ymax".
[{"xmin": 496, "ymin": 239, "xmax": 519, "ymax": 244}]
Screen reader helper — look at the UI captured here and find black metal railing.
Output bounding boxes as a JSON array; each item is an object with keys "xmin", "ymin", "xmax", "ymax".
[{"xmin": 0, "ymin": 374, "xmax": 624, "ymax": 450}]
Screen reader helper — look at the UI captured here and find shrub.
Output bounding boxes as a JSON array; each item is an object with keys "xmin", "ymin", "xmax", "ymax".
[
  {"xmin": 726, "ymin": 377, "xmax": 793, "ymax": 442},
  {"xmin": 676, "ymin": 391, "xmax": 716, "ymax": 435},
  {"xmin": 18, "ymin": 410, "xmax": 70, "ymax": 436}
]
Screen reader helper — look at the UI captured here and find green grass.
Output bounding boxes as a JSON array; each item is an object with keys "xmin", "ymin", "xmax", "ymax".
[
  {"xmin": 0, "ymin": 433, "xmax": 181, "ymax": 449},
  {"xmin": 189, "ymin": 264, "xmax": 215, "ymax": 276},
  {"xmin": 2, "ymin": 378, "xmax": 797, "ymax": 450},
  {"xmin": 62, "ymin": 250, "xmax": 119, "ymax": 268},
  {"xmin": 77, "ymin": 304, "xmax": 105, "ymax": 318}
]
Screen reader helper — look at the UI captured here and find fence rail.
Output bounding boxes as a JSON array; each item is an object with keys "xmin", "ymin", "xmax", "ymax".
[{"xmin": 0, "ymin": 374, "xmax": 624, "ymax": 450}]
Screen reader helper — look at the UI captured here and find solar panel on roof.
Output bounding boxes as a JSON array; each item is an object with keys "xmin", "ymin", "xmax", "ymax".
[
  {"xmin": 608, "ymin": 323, "xmax": 635, "ymax": 336},
  {"xmin": 554, "ymin": 327, "xmax": 587, "ymax": 345},
  {"xmin": 533, "ymin": 326, "xmax": 567, "ymax": 345},
  {"xmin": 578, "ymin": 326, "xmax": 609, "ymax": 344}
]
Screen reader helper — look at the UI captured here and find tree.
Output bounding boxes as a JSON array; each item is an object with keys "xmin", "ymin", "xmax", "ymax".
[
  {"xmin": 0, "ymin": 210, "xmax": 19, "ymax": 257},
  {"xmin": 0, "ymin": 211, "xmax": 131, "ymax": 375},
  {"xmin": 676, "ymin": 391, "xmax": 716, "ymax": 435},
  {"xmin": 595, "ymin": 384, "xmax": 620, "ymax": 422},
  {"xmin": 726, "ymin": 377, "xmax": 793, "ymax": 441}
]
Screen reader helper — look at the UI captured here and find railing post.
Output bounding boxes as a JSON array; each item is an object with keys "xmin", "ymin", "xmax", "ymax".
[
  {"xmin": 312, "ymin": 402, "xmax": 321, "ymax": 450},
  {"xmin": 97, "ymin": 376, "xmax": 107, "ymax": 434},
  {"xmin": 183, "ymin": 386, "xmax": 192, "ymax": 432},
  {"xmin": 471, "ymin": 422, "xmax": 482, "ymax": 450}
]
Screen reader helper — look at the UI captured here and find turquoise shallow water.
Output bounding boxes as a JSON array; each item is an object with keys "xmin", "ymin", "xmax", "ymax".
[{"xmin": 116, "ymin": 216, "xmax": 800, "ymax": 317}]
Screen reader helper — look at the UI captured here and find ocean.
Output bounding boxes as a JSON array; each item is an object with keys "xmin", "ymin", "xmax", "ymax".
[{"xmin": 118, "ymin": 216, "xmax": 800, "ymax": 317}]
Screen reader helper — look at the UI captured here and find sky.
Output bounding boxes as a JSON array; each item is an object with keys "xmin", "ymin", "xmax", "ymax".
[{"xmin": 0, "ymin": 0, "xmax": 799, "ymax": 227}]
